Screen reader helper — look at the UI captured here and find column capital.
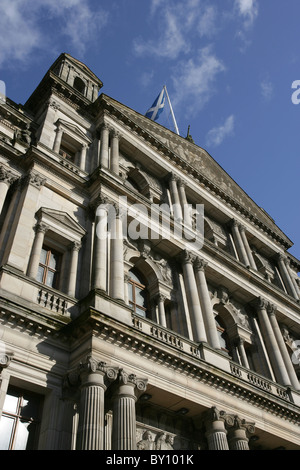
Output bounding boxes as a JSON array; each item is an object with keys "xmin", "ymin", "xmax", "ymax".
[
  {"xmin": 168, "ymin": 172, "xmax": 179, "ymax": 183},
  {"xmin": 117, "ymin": 369, "xmax": 148, "ymax": 393},
  {"xmin": 157, "ymin": 293, "xmax": 167, "ymax": 303},
  {"xmin": 229, "ymin": 218, "xmax": 241, "ymax": 229},
  {"xmin": 111, "ymin": 129, "xmax": 121, "ymax": 140},
  {"xmin": 253, "ymin": 296, "xmax": 269, "ymax": 311},
  {"xmin": 226, "ymin": 414, "xmax": 255, "ymax": 435},
  {"xmin": 0, "ymin": 352, "xmax": 13, "ymax": 373},
  {"xmin": 0, "ymin": 166, "xmax": 17, "ymax": 185},
  {"xmin": 179, "ymin": 249, "xmax": 195, "ymax": 265},
  {"xmin": 267, "ymin": 302, "xmax": 277, "ymax": 316},
  {"xmin": 194, "ymin": 257, "xmax": 208, "ymax": 272},
  {"xmin": 35, "ymin": 222, "xmax": 49, "ymax": 234},
  {"xmin": 69, "ymin": 240, "xmax": 82, "ymax": 252},
  {"xmin": 22, "ymin": 171, "xmax": 46, "ymax": 190}
]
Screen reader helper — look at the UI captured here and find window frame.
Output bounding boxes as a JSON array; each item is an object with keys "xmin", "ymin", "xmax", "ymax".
[
  {"xmin": 128, "ymin": 270, "xmax": 149, "ymax": 317},
  {"xmin": 37, "ymin": 245, "xmax": 61, "ymax": 290}
]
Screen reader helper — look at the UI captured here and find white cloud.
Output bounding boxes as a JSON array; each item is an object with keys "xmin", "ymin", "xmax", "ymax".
[
  {"xmin": 134, "ymin": 0, "xmax": 217, "ymax": 60},
  {"xmin": 260, "ymin": 79, "xmax": 274, "ymax": 101},
  {"xmin": 0, "ymin": 0, "xmax": 108, "ymax": 67},
  {"xmin": 206, "ymin": 115, "xmax": 235, "ymax": 147},
  {"xmin": 235, "ymin": 0, "xmax": 258, "ymax": 28},
  {"xmin": 171, "ymin": 46, "xmax": 225, "ymax": 115}
]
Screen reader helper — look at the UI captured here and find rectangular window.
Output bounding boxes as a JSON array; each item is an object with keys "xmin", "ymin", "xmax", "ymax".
[
  {"xmin": 0, "ymin": 387, "xmax": 43, "ymax": 450},
  {"xmin": 37, "ymin": 246, "xmax": 61, "ymax": 289}
]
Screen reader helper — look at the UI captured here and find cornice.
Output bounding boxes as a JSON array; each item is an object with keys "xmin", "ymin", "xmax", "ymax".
[{"xmin": 62, "ymin": 307, "xmax": 300, "ymax": 424}]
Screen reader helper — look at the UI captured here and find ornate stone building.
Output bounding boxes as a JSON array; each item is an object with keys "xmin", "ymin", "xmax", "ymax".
[{"xmin": 0, "ymin": 53, "xmax": 299, "ymax": 450}]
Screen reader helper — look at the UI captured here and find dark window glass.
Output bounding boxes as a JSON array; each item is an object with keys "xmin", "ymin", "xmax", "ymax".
[
  {"xmin": 128, "ymin": 269, "xmax": 148, "ymax": 317},
  {"xmin": 37, "ymin": 246, "xmax": 61, "ymax": 289}
]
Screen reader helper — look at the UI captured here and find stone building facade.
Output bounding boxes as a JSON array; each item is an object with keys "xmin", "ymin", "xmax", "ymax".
[{"xmin": 0, "ymin": 53, "xmax": 299, "ymax": 450}]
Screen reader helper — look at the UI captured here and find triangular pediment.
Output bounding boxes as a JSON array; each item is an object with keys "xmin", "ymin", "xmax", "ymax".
[
  {"xmin": 37, "ymin": 208, "xmax": 86, "ymax": 237},
  {"xmin": 100, "ymin": 94, "xmax": 292, "ymax": 249}
]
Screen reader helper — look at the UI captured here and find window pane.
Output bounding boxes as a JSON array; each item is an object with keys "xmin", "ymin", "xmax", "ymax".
[
  {"xmin": 48, "ymin": 252, "xmax": 58, "ymax": 269},
  {"xmin": 3, "ymin": 392, "xmax": 18, "ymax": 413},
  {"xmin": 128, "ymin": 283, "xmax": 133, "ymax": 302},
  {"xmin": 14, "ymin": 420, "xmax": 31, "ymax": 450},
  {"xmin": 135, "ymin": 287, "xmax": 147, "ymax": 307},
  {"xmin": 0, "ymin": 416, "xmax": 14, "ymax": 449},
  {"xmin": 45, "ymin": 270, "xmax": 55, "ymax": 287},
  {"xmin": 36, "ymin": 266, "xmax": 45, "ymax": 283},
  {"xmin": 39, "ymin": 248, "xmax": 47, "ymax": 265}
]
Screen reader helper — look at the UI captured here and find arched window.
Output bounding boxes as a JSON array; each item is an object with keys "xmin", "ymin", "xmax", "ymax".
[
  {"xmin": 215, "ymin": 315, "xmax": 231, "ymax": 354},
  {"xmin": 73, "ymin": 76, "xmax": 85, "ymax": 95},
  {"xmin": 128, "ymin": 268, "xmax": 149, "ymax": 317}
]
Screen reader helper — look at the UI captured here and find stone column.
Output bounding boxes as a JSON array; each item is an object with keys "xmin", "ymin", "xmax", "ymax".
[
  {"xmin": 230, "ymin": 220, "xmax": 249, "ymax": 266},
  {"xmin": 239, "ymin": 225, "xmax": 256, "ymax": 270},
  {"xmin": 194, "ymin": 258, "xmax": 221, "ymax": 349},
  {"xmin": 227, "ymin": 416, "xmax": 255, "ymax": 450},
  {"xmin": 236, "ymin": 338, "xmax": 250, "ymax": 369},
  {"xmin": 67, "ymin": 241, "xmax": 81, "ymax": 297},
  {"xmin": 277, "ymin": 254, "xmax": 299, "ymax": 299},
  {"xmin": 110, "ymin": 209, "xmax": 125, "ymax": 301},
  {"xmin": 79, "ymin": 144, "xmax": 88, "ymax": 171},
  {"xmin": 268, "ymin": 304, "xmax": 300, "ymax": 390},
  {"xmin": 204, "ymin": 407, "xmax": 229, "ymax": 450},
  {"xmin": 27, "ymin": 222, "xmax": 49, "ymax": 278},
  {"xmin": 181, "ymin": 251, "xmax": 207, "ymax": 343},
  {"xmin": 255, "ymin": 297, "xmax": 291, "ymax": 386},
  {"xmin": 157, "ymin": 294, "xmax": 167, "ymax": 328},
  {"xmin": 0, "ymin": 166, "xmax": 14, "ymax": 215},
  {"xmin": 53, "ymin": 128, "xmax": 63, "ymax": 153},
  {"xmin": 112, "ymin": 370, "xmax": 148, "ymax": 450},
  {"xmin": 99, "ymin": 124, "xmax": 110, "ymax": 168},
  {"xmin": 110, "ymin": 130, "xmax": 120, "ymax": 175},
  {"xmin": 168, "ymin": 174, "xmax": 182, "ymax": 222},
  {"xmin": 92, "ymin": 204, "xmax": 108, "ymax": 291},
  {"xmin": 75, "ymin": 356, "xmax": 118, "ymax": 450}
]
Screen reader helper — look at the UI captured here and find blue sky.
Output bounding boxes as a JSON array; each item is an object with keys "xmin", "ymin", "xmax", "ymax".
[{"xmin": 0, "ymin": 0, "xmax": 299, "ymax": 260}]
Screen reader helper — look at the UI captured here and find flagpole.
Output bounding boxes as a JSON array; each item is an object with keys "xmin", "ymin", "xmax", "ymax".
[{"xmin": 163, "ymin": 85, "xmax": 180, "ymax": 135}]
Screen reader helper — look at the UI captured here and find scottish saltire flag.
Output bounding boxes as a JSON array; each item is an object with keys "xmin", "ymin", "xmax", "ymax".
[{"xmin": 145, "ymin": 88, "xmax": 165, "ymax": 121}]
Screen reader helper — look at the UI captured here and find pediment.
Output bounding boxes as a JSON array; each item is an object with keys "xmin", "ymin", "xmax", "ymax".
[
  {"xmin": 37, "ymin": 207, "xmax": 86, "ymax": 238},
  {"xmin": 101, "ymin": 94, "xmax": 292, "ymax": 249},
  {"xmin": 56, "ymin": 119, "xmax": 91, "ymax": 143}
]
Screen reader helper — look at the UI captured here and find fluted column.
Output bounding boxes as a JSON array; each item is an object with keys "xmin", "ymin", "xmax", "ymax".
[
  {"xmin": 110, "ymin": 130, "xmax": 120, "ymax": 175},
  {"xmin": 92, "ymin": 204, "xmax": 108, "ymax": 291},
  {"xmin": 67, "ymin": 241, "xmax": 81, "ymax": 297},
  {"xmin": 53, "ymin": 128, "xmax": 63, "ymax": 153},
  {"xmin": 76, "ymin": 356, "xmax": 118, "ymax": 450},
  {"xmin": 255, "ymin": 297, "xmax": 291, "ymax": 386},
  {"xmin": 169, "ymin": 174, "xmax": 182, "ymax": 222},
  {"xmin": 239, "ymin": 225, "xmax": 256, "ymax": 270},
  {"xmin": 194, "ymin": 257, "xmax": 220, "ymax": 349},
  {"xmin": 112, "ymin": 370, "xmax": 148, "ymax": 450},
  {"xmin": 110, "ymin": 210, "xmax": 125, "ymax": 301},
  {"xmin": 99, "ymin": 124, "xmax": 110, "ymax": 168},
  {"xmin": 204, "ymin": 407, "xmax": 229, "ymax": 450},
  {"xmin": 157, "ymin": 294, "xmax": 167, "ymax": 328},
  {"xmin": 230, "ymin": 220, "xmax": 249, "ymax": 266},
  {"xmin": 277, "ymin": 254, "xmax": 299, "ymax": 299},
  {"xmin": 268, "ymin": 304, "xmax": 300, "ymax": 390},
  {"xmin": 27, "ymin": 222, "xmax": 49, "ymax": 278},
  {"xmin": 181, "ymin": 251, "xmax": 207, "ymax": 343},
  {"xmin": 227, "ymin": 416, "xmax": 255, "ymax": 450}
]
